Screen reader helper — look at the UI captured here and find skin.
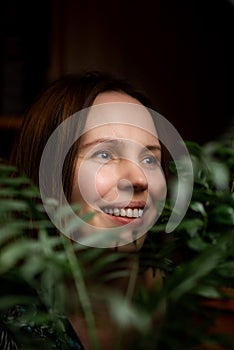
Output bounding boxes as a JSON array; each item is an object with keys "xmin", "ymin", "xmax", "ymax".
[
  {"xmin": 10, "ymin": 78, "xmax": 167, "ymax": 349},
  {"xmin": 68, "ymin": 91, "xmax": 167, "ymax": 350},
  {"xmin": 71, "ymin": 91, "xmax": 167, "ymax": 252}
]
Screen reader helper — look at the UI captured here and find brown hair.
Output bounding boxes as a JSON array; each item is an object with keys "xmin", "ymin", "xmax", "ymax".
[{"xmin": 11, "ymin": 70, "xmax": 169, "ymax": 203}]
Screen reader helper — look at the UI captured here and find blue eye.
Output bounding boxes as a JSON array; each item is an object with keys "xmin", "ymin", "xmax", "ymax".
[
  {"xmin": 142, "ymin": 156, "xmax": 158, "ymax": 165},
  {"xmin": 93, "ymin": 150, "xmax": 112, "ymax": 161}
]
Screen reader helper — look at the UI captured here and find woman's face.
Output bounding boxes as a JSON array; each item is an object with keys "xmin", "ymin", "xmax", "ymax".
[{"xmin": 71, "ymin": 91, "xmax": 167, "ymax": 251}]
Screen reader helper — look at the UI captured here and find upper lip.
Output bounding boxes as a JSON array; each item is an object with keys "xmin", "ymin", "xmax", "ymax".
[{"xmin": 100, "ymin": 201, "xmax": 147, "ymax": 210}]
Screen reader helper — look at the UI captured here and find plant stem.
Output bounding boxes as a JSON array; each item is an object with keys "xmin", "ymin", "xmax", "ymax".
[
  {"xmin": 113, "ymin": 257, "xmax": 139, "ymax": 350},
  {"xmin": 62, "ymin": 236, "xmax": 100, "ymax": 350}
]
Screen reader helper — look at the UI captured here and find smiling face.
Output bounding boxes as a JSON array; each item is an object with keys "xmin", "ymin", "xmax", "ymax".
[{"xmin": 71, "ymin": 92, "xmax": 167, "ymax": 251}]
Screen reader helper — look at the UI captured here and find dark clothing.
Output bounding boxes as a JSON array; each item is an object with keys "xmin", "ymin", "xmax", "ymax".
[{"xmin": 0, "ymin": 274, "xmax": 84, "ymax": 350}]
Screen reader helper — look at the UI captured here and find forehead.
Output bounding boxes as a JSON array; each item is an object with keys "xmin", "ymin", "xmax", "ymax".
[
  {"xmin": 81, "ymin": 124, "xmax": 159, "ymax": 147},
  {"xmin": 83, "ymin": 91, "xmax": 157, "ymax": 139}
]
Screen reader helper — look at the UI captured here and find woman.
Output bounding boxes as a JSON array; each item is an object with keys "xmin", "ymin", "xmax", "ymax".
[{"xmin": 8, "ymin": 71, "xmax": 169, "ymax": 349}]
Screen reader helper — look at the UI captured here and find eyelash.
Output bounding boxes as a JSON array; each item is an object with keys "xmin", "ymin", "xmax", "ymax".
[
  {"xmin": 92, "ymin": 150, "xmax": 113, "ymax": 161},
  {"xmin": 91, "ymin": 150, "xmax": 159, "ymax": 167},
  {"xmin": 141, "ymin": 155, "xmax": 158, "ymax": 165}
]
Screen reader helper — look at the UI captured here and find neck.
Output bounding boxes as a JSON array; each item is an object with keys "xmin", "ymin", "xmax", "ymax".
[
  {"xmin": 67, "ymin": 251, "xmax": 138, "ymax": 349},
  {"xmin": 67, "ymin": 247, "xmax": 163, "ymax": 350}
]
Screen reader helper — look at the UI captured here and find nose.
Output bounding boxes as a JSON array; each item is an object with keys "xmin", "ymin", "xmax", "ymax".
[{"xmin": 117, "ymin": 159, "xmax": 148, "ymax": 192}]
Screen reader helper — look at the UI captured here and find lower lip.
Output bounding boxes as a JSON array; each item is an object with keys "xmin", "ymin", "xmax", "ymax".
[{"xmin": 103, "ymin": 212, "xmax": 145, "ymax": 226}]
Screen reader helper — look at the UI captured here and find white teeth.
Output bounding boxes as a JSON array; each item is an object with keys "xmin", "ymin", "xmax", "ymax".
[
  {"xmin": 126, "ymin": 208, "xmax": 133, "ymax": 217},
  {"xmin": 103, "ymin": 207, "xmax": 144, "ymax": 218},
  {"xmin": 114, "ymin": 208, "xmax": 120, "ymax": 216},
  {"xmin": 120, "ymin": 208, "xmax": 126, "ymax": 216}
]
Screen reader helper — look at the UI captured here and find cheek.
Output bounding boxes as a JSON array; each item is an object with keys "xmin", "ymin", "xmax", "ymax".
[
  {"xmin": 71, "ymin": 161, "xmax": 97, "ymax": 204},
  {"xmin": 95, "ymin": 166, "xmax": 117, "ymax": 198},
  {"xmin": 72, "ymin": 162, "xmax": 117, "ymax": 205},
  {"xmin": 148, "ymin": 168, "xmax": 167, "ymax": 201}
]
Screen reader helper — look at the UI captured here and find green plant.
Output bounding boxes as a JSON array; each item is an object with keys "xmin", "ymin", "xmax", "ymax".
[
  {"xmin": 0, "ymin": 125, "xmax": 233, "ymax": 349},
  {"xmin": 136, "ymin": 126, "xmax": 234, "ymax": 349}
]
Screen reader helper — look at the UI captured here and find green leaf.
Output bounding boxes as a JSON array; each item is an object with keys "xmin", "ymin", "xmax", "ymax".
[
  {"xmin": 217, "ymin": 261, "xmax": 234, "ymax": 278},
  {"xmin": 210, "ymin": 205, "xmax": 234, "ymax": 226},
  {"xmin": 107, "ymin": 293, "xmax": 150, "ymax": 331},
  {"xmin": 190, "ymin": 202, "xmax": 207, "ymax": 217},
  {"xmin": 0, "ymin": 239, "xmax": 41, "ymax": 272},
  {"xmin": 187, "ymin": 235, "xmax": 208, "ymax": 252},
  {"xmin": 0, "ymin": 199, "xmax": 29, "ymax": 212},
  {"xmin": 176, "ymin": 218, "xmax": 204, "ymax": 237},
  {"xmin": 195, "ymin": 285, "xmax": 223, "ymax": 299}
]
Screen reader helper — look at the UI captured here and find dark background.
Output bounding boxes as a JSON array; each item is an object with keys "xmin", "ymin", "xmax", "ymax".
[{"xmin": 0, "ymin": 0, "xmax": 233, "ymax": 160}]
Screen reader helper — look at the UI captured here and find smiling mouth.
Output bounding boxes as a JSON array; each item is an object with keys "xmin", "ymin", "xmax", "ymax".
[{"xmin": 102, "ymin": 207, "xmax": 144, "ymax": 218}]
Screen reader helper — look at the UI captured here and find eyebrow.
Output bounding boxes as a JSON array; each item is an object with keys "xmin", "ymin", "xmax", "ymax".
[{"xmin": 79, "ymin": 138, "xmax": 162, "ymax": 152}]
